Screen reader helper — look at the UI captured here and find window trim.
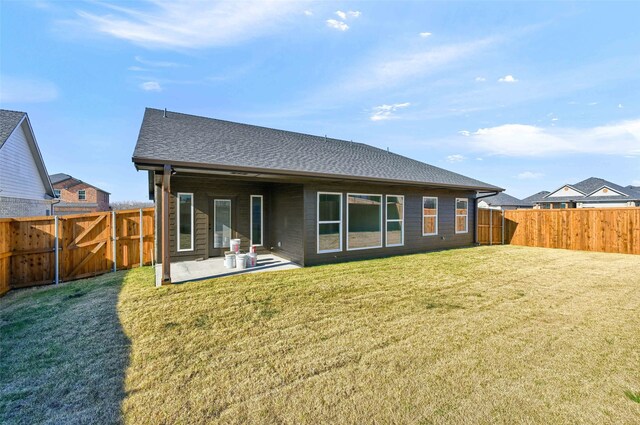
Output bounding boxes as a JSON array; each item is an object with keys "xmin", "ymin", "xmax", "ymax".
[
  {"xmin": 250, "ymin": 195, "xmax": 264, "ymax": 247},
  {"xmin": 317, "ymin": 192, "xmax": 343, "ymax": 254},
  {"xmin": 53, "ymin": 189, "xmax": 61, "ymax": 198},
  {"xmin": 455, "ymin": 197, "xmax": 469, "ymax": 234},
  {"xmin": 177, "ymin": 192, "xmax": 194, "ymax": 252},
  {"xmin": 346, "ymin": 192, "xmax": 383, "ymax": 251},
  {"xmin": 422, "ymin": 196, "xmax": 439, "ymax": 236},
  {"xmin": 385, "ymin": 194, "xmax": 404, "ymax": 247},
  {"xmin": 78, "ymin": 190, "xmax": 86, "ymax": 201}
]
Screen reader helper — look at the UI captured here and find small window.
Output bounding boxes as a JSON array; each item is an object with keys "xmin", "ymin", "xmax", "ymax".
[
  {"xmin": 347, "ymin": 193, "xmax": 382, "ymax": 251},
  {"xmin": 78, "ymin": 190, "xmax": 86, "ymax": 201},
  {"xmin": 250, "ymin": 195, "xmax": 263, "ymax": 246},
  {"xmin": 386, "ymin": 195, "xmax": 404, "ymax": 247},
  {"xmin": 423, "ymin": 197, "xmax": 438, "ymax": 236},
  {"xmin": 177, "ymin": 192, "xmax": 194, "ymax": 251},
  {"xmin": 53, "ymin": 189, "xmax": 61, "ymax": 198},
  {"xmin": 455, "ymin": 198, "xmax": 469, "ymax": 234},
  {"xmin": 317, "ymin": 192, "xmax": 342, "ymax": 253}
]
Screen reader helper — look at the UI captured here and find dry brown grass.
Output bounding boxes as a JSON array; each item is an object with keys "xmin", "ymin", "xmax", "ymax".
[{"xmin": 2, "ymin": 246, "xmax": 640, "ymax": 424}]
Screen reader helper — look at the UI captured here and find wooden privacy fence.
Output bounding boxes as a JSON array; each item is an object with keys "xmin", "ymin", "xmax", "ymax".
[
  {"xmin": 477, "ymin": 208, "xmax": 504, "ymax": 245},
  {"xmin": 503, "ymin": 207, "xmax": 640, "ymax": 255},
  {"xmin": 0, "ymin": 208, "xmax": 154, "ymax": 296}
]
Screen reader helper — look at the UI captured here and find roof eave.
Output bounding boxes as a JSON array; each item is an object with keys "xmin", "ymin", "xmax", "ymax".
[{"xmin": 132, "ymin": 156, "xmax": 504, "ymax": 192}]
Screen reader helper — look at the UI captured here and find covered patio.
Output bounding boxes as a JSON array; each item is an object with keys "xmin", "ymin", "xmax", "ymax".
[{"xmin": 154, "ymin": 254, "xmax": 300, "ymax": 285}]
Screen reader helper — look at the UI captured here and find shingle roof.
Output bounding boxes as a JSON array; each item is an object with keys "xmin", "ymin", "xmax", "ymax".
[
  {"xmin": 522, "ymin": 191, "xmax": 550, "ymax": 204},
  {"xmin": 0, "ymin": 109, "xmax": 26, "ymax": 149},
  {"xmin": 538, "ymin": 177, "xmax": 640, "ymax": 202},
  {"xmin": 133, "ymin": 108, "xmax": 503, "ymax": 191},
  {"xmin": 480, "ymin": 192, "xmax": 530, "ymax": 207},
  {"xmin": 49, "ymin": 173, "xmax": 72, "ymax": 184}
]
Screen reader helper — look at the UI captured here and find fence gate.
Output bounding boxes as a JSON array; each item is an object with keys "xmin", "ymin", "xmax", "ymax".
[{"xmin": 477, "ymin": 208, "xmax": 504, "ymax": 245}]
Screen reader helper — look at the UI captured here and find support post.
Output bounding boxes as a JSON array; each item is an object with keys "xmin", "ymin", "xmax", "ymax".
[
  {"xmin": 112, "ymin": 210, "xmax": 117, "ymax": 272},
  {"xmin": 139, "ymin": 208, "xmax": 144, "ymax": 267},
  {"xmin": 161, "ymin": 164, "xmax": 172, "ymax": 284},
  {"xmin": 489, "ymin": 208, "xmax": 493, "ymax": 246},
  {"xmin": 54, "ymin": 216, "xmax": 59, "ymax": 285},
  {"xmin": 501, "ymin": 210, "xmax": 505, "ymax": 245}
]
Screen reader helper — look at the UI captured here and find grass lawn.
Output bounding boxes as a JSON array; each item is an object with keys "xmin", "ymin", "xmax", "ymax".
[{"xmin": 2, "ymin": 246, "xmax": 640, "ymax": 424}]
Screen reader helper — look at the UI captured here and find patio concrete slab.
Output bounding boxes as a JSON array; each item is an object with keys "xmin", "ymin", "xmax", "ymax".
[{"xmin": 155, "ymin": 254, "xmax": 300, "ymax": 285}]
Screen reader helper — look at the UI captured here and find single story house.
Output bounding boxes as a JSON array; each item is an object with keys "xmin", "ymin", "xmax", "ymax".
[
  {"xmin": 477, "ymin": 192, "xmax": 532, "ymax": 210},
  {"xmin": 0, "ymin": 109, "xmax": 56, "ymax": 217},
  {"xmin": 528, "ymin": 177, "xmax": 640, "ymax": 209},
  {"xmin": 132, "ymin": 108, "xmax": 503, "ymax": 284},
  {"xmin": 49, "ymin": 173, "xmax": 111, "ymax": 215},
  {"xmin": 521, "ymin": 191, "xmax": 550, "ymax": 207}
]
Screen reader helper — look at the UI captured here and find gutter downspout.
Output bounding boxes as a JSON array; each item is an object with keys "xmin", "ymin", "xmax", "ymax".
[{"xmin": 474, "ymin": 191, "xmax": 500, "ymax": 245}]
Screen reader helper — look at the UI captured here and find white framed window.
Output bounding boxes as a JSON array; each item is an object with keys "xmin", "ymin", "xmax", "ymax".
[
  {"xmin": 386, "ymin": 195, "xmax": 404, "ymax": 247},
  {"xmin": 423, "ymin": 197, "xmax": 438, "ymax": 236},
  {"xmin": 455, "ymin": 198, "xmax": 469, "ymax": 234},
  {"xmin": 317, "ymin": 192, "xmax": 342, "ymax": 253},
  {"xmin": 78, "ymin": 190, "xmax": 86, "ymax": 201},
  {"xmin": 177, "ymin": 192, "xmax": 194, "ymax": 251},
  {"xmin": 250, "ymin": 195, "xmax": 263, "ymax": 246},
  {"xmin": 347, "ymin": 193, "xmax": 383, "ymax": 251},
  {"xmin": 53, "ymin": 189, "xmax": 61, "ymax": 198}
]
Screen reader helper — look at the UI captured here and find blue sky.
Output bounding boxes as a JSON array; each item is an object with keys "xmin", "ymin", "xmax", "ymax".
[{"xmin": 1, "ymin": 1, "xmax": 639, "ymax": 201}]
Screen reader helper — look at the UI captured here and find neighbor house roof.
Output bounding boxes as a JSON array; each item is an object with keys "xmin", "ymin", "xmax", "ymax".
[
  {"xmin": 49, "ymin": 173, "xmax": 111, "ymax": 194},
  {"xmin": 0, "ymin": 109, "xmax": 27, "ymax": 149},
  {"xmin": 479, "ymin": 192, "xmax": 530, "ymax": 207},
  {"xmin": 132, "ymin": 108, "xmax": 503, "ymax": 192},
  {"xmin": 538, "ymin": 177, "xmax": 640, "ymax": 203},
  {"xmin": 522, "ymin": 191, "xmax": 550, "ymax": 204},
  {"xmin": 49, "ymin": 173, "xmax": 73, "ymax": 184},
  {"xmin": 0, "ymin": 109, "xmax": 55, "ymax": 197}
]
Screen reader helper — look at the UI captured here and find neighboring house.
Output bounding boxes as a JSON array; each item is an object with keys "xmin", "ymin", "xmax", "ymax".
[
  {"xmin": 132, "ymin": 108, "xmax": 503, "ymax": 284},
  {"xmin": 529, "ymin": 177, "xmax": 640, "ymax": 209},
  {"xmin": 477, "ymin": 192, "xmax": 532, "ymax": 210},
  {"xmin": 522, "ymin": 191, "xmax": 550, "ymax": 207},
  {"xmin": 49, "ymin": 173, "xmax": 111, "ymax": 215},
  {"xmin": 0, "ymin": 109, "xmax": 56, "ymax": 217}
]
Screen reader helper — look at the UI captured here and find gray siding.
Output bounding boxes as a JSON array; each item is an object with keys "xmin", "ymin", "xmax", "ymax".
[
  {"xmin": 303, "ymin": 183, "xmax": 476, "ymax": 266},
  {"xmin": 269, "ymin": 184, "xmax": 304, "ymax": 264}
]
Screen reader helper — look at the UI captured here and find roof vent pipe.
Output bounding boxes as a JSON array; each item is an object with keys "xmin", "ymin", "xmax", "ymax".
[
  {"xmin": 164, "ymin": 108, "xmax": 167, "ymax": 118},
  {"xmin": 387, "ymin": 147, "xmax": 390, "ymax": 153}
]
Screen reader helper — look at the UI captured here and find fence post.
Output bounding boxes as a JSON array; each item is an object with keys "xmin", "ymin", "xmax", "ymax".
[
  {"xmin": 112, "ymin": 211, "xmax": 117, "ymax": 272},
  {"xmin": 501, "ymin": 210, "xmax": 505, "ymax": 245},
  {"xmin": 139, "ymin": 208, "xmax": 144, "ymax": 267},
  {"xmin": 489, "ymin": 209, "xmax": 493, "ymax": 246},
  {"xmin": 54, "ymin": 215, "xmax": 59, "ymax": 285}
]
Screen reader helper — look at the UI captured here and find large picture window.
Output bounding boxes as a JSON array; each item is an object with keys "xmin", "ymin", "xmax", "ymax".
[
  {"xmin": 455, "ymin": 198, "xmax": 469, "ymax": 234},
  {"xmin": 317, "ymin": 192, "xmax": 342, "ymax": 253},
  {"xmin": 347, "ymin": 193, "xmax": 382, "ymax": 251},
  {"xmin": 177, "ymin": 193, "xmax": 194, "ymax": 251},
  {"xmin": 386, "ymin": 195, "xmax": 404, "ymax": 247},
  {"xmin": 250, "ymin": 195, "xmax": 263, "ymax": 246},
  {"xmin": 423, "ymin": 197, "xmax": 438, "ymax": 236}
]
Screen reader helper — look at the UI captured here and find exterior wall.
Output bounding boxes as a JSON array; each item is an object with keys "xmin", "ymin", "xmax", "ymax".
[
  {"xmin": 0, "ymin": 196, "xmax": 51, "ymax": 218},
  {"xmin": 53, "ymin": 179, "xmax": 110, "ymax": 214},
  {"xmin": 588, "ymin": 187, "xmax": 625, "ymax": 197},
  {"xmin": 577, "ymin": 201, "xmax": 638, "ymax": 208},
  {"xmin": 302, "ymin": 182, "xmax": 477, "ymax": 266},
  {"xmin": 155, "ymin": 174, "xmax": 272, "ymax": 262},
  {"xmin": 547, "ymin": 186, "xmax": 584, "ymax": 198},
  {"xmin": 0, "ymin": 122, "xmax": 49, "ymax": 200},
  {"xmin": 269, "ymin": 184, "xmax": 304, "ymax": 264}
]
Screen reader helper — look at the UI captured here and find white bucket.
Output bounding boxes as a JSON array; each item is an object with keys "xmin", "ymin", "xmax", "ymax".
[
  {"xmin": 236, "ymin": 253, "xmax": 247, "ymax": 269},
  {"xmin": 247, "ymin": 252, "xmax": 258, "ymax": 267},
  {"xmin": 224, "ymin": 252, "xmax": 236, "ymax": 269},
  {"xmin": 230, "ymin": 239, "xmax": 241, "ymax": 253}
]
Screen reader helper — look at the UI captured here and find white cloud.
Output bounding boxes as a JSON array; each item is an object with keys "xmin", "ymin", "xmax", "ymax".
[
  {"xmin": 335, "ymin": 10, "xmax": 347, "ymax": 20},
  {"xmin": 475, "ymin": 157, "xmax": 483, "ymax": 161},
  {"xmin": 336, "ymin": 10, "xmax": 361, "ymax": 19},
  {"xmin": 370, "ymin": 102, "xmax": 411, "ymax": 121},
  {"xmin": 0, "ymin": 76, "xmax": 58, "ymax": 103},
  {"xmin": 326, "ymin": 19, "xmax": 349, "ymax": 31},
  {"xmin": 465, "ymin": 119, "xmax": 640, "ymax": 157},
  {"xmin": 618, "ymin": 103, "xmax": 624, "ymax": 109},
  {"xmin": 135, "ymin": 56, "xmax": 182, "ymax": 68},
  {"xmin": 304, "ymin": 10, "xmax": 313, "ymax": 16},
  {"xmin": 348, "ymin": 11, "xmax": 361, "ymax": 18},
  {"xmin": 419, "ymin": 32, "xmax": 432, "ymax": 38},
  {"xmin": 458, "ymin": 130, "xmax": 471, "ymax": 136},
  {"xmin": 517, "ymin": 171, "xmax": 544, "ymax": 180},
  {"xmin": 73, "ymin": 0, "xmax": 301, "ymax": 49},
  {"xmin": 475, "ymin": 76, "xmax": 486, "ymax": 82},
  {"xmin": 498, "ymin": 74, "xmax": 518, "ymax": 83},
  {"xmin": 446, "ymin": 154, "xmax": 465, "ymax": 163},
  {"xmin": 588, "ymin": 101, "xmax": 598, "ymax": 106},
  {"xmin": 551, "ymin": 117, "xmax": 559, "ymax": 121},
  {"xmin": 140, "ymin": 81, "xmax": 162, "ymax": 92},
  {"xmin": 128, "ymin": 66, "xmax": 146, "ymax": 71}
]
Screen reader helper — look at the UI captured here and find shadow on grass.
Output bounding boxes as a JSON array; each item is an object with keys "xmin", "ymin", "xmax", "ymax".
[{"xmin": 0, "ymin": 271, "xmax": 131, "ymax": 424}]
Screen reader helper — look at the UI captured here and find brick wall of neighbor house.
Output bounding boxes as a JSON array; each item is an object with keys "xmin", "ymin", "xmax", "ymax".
[
  {"xmin": 53, "ymin": 181, "xmax": 110, "ymax": 213},
  {"xmin": 0, "ymin": 196, "xmax": 51, "ymax": 217},
  {"xmin": 302, "ymin": 182, "xmax": 477, "ymax": 266}
]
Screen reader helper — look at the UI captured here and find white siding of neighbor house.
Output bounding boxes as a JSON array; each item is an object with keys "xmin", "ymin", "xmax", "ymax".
[
  {"xmin": 0, "ymin": 121, "xmax": 48, "ymax": 200},
  {"xmin": 547, "ymin": 186, "xmax": 584, "ymax": 198},
  {"xmin": 578, "ymin": 202, "xmax": 632, "ymax": 208},
  {"xmin": 587, "ymin": 187, "xmax": 626, "ymax": 197}
]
